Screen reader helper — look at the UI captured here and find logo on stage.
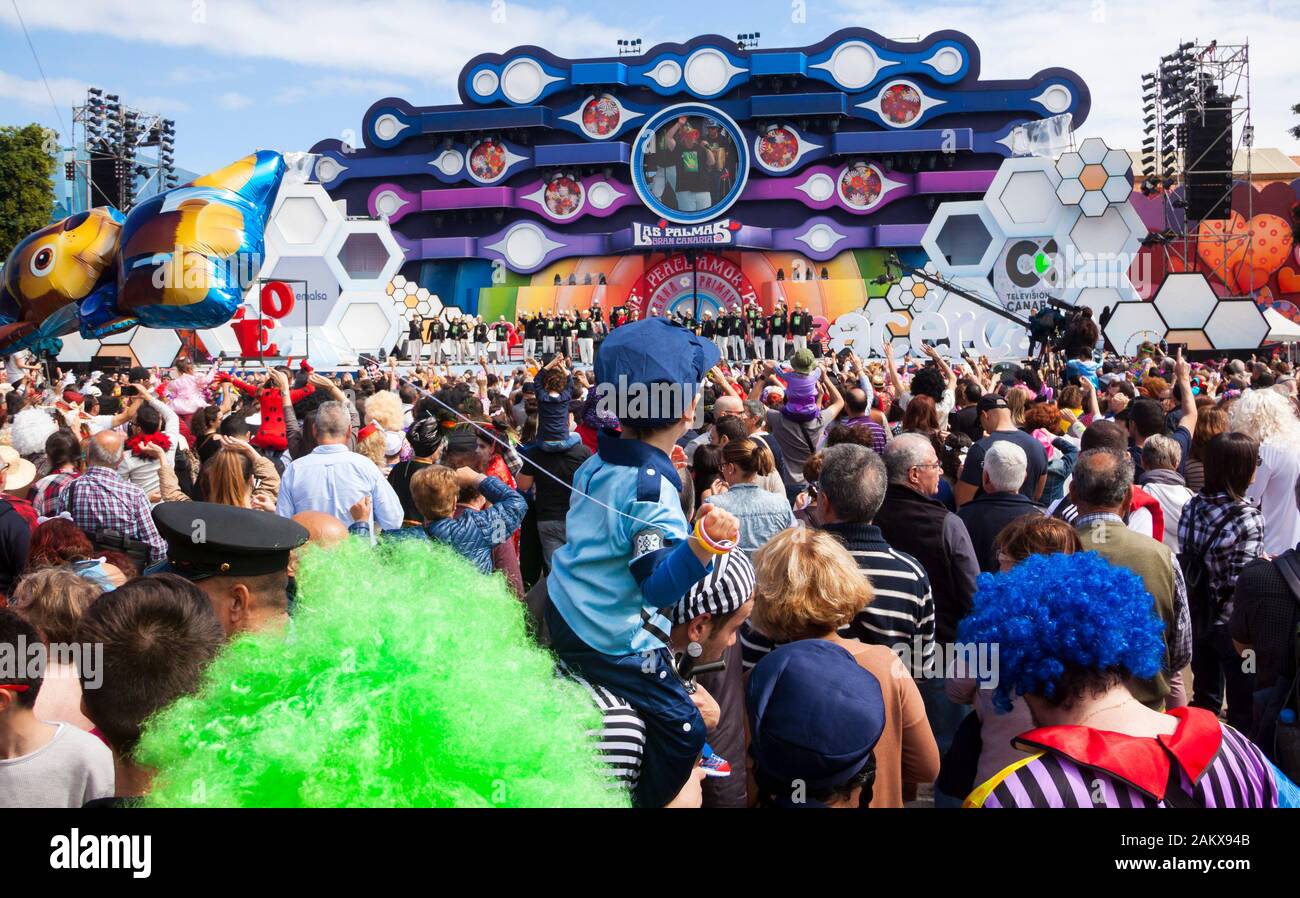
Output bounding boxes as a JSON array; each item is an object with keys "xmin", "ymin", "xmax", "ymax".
[
  {"xmin": 628, "ymin": 254, "xmax": 757, "ymax": 318},
  {"xmin": 632, "ymin": 218, "xmax": 740, "ymax": 247}
]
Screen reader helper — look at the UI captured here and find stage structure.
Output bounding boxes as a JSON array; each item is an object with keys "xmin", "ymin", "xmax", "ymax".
[
  {"xmin": 308, "ymin": 28, "xmax": 1097, "ymax": 358},
  {"xmin": 54, "ymin": 30, "xmax": 1295, "ymax": 369}
]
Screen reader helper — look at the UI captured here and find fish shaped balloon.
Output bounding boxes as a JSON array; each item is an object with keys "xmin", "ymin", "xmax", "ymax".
[
  {"xmin": 0, "ymin": 207, "xmax": 125, "ymax": 354},
  {"xmin": 80, "ymin": 150, "xmax": 286, "ymax": 338}
]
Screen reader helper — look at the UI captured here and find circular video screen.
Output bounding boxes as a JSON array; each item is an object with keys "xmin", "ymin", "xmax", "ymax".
[{"xmin": 631, "ymin": 104, "xmax": 750, "ymax": 224}]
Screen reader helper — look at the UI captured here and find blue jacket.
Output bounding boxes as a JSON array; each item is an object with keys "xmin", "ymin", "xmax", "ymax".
[{"xmin": 383, "ymin": 476, "xmax": 526, "ymax": 575}]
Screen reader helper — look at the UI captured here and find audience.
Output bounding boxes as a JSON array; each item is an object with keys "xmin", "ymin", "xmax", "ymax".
[{"xmin": 1, "ymin": 331, "xmax": 1298, "ymax": 811}]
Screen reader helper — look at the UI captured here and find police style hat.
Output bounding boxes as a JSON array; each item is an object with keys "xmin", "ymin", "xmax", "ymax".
[
  {"xmin": 594, "ymin": 317, "xmax": 720, "ymax": 428},
  {"xmin": 746, "ymin": 640, "xmax": 885, "ymax": 795},
  {"xmin": 152, "ymin": 501, "xmax": 309, "ymax": 581}
]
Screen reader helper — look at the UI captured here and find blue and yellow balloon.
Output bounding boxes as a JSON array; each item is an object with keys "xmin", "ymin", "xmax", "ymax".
[{"xmin": 0, "ymin": 150, "xmax": 285, "ymax": 355}]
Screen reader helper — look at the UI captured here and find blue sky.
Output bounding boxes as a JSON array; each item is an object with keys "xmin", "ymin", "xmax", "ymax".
[{"xmin": 1, "ymin": 0, "xmax": 1297, "ymax": 175}]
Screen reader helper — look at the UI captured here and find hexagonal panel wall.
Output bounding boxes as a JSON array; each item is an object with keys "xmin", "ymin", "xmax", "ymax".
[
  {"xmin": 55, "ymin": 332, "xmax": 102, "ymax": 364},
  {"xmin": 1054, "ymin": 138, "xmax": 1134, "ymax": 219},
  {"xmin": 921, "ymin": 201, "xmax": 1004, "ymax": 279},
  {"xmin": 1103, "ymin": 301, "xmax": 1168, "ymax": 355},
  {"xmin": 984, "ymin": 157, "xmax": 1068, "ymax": 238},
  {"xmin": 1152, "ymin": 273, "xmax": 1219, "ymax": 330},
  {"xmin": 330, "ymin": 294, "xmax": 402, "ymax": 355},
  {"xmin": 266, "ymin": 183, "xmax": 345, "ymax": 258},
  {"xmin": 325, "ymin": 219, "xmax": 405, "ymax": 292},
  {"xmin": 885, "ymin": 265, "xmax": 946, "ymax": 312},
  {"xmin": 1203, "ymin": 300, "xmax": 1269, "ymax": 350},
  {"xmin": 128, "ymin": 328, "xmax": 183, "ymax": 369},
  {"xmin": 195, "ymin": 321, "xmax": 243, "ymax": 358}
]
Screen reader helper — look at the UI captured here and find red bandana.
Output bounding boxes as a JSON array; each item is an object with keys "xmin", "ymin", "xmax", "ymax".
[{"xmin": 126, "ymin": 432, "xmax": 172, "ymax": 458}]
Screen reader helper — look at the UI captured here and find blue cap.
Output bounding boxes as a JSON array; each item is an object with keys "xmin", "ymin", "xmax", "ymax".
[
  {"xmin": 594, "ymin": 317, "xmax": 720, "ymax": 429},
  {"xmin": 746, "ymin": 640, "xmax": 885, "ymax": 797}
]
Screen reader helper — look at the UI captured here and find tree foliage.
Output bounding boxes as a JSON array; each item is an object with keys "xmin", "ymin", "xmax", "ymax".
[{"xmin": 0, "ymin": 124, "xmax": 57, "ymax": 263}]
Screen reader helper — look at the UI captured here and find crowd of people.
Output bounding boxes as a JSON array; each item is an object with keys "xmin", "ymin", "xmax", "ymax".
[{"xmin": 2, "ymin": 310, "xmax": 1300, "ymax": 809}]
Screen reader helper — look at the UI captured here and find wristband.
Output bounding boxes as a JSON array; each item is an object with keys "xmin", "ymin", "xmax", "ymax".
[{"xmin": 693, "ymin": 516, "xmax": 734, "ymax": 555}]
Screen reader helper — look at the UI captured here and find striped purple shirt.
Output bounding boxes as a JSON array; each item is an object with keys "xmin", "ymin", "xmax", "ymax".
[{"xmin": 967, "ymin": 707, "xmax": 1279, "ymax": 808}]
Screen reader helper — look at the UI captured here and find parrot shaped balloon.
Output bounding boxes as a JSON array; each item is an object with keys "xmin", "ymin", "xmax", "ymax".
[
  {"xmin": 0, "ymin": 207, "xmax": 124, "ymax": 355},
  {"xmin": 80, "ymin": 150, "xmax": 286, "ymax": 338}
]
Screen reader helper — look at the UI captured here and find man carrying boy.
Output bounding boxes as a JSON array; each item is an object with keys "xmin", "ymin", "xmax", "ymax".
[{"xmin": 545, "ymin": 317, "xmax": 741, "ymax": 808}]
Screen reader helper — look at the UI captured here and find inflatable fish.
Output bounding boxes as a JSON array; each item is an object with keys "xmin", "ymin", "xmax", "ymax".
[{"xmin": 0, "ymin": 207, "xmax": 124, "ymax": 354}]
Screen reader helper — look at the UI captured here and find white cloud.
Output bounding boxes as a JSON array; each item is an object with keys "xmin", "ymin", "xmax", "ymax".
[
  {"xmin": 0, "ymin": 0, "xmax": 629, "ymax": 85},
  {"xmin": 0, "ymin": 69, "xmax": 188, "ymax": 118},
  {"xmin": 0, "ymin": 69, "xmax": 86, "ymax": 109},
  {"xmin": 830, "ymin": 0, "xmax": 1300, "ymax": 152},
  {"xmin": 216, "ymin": 91, "xmax": 253, "ymax": 110}
]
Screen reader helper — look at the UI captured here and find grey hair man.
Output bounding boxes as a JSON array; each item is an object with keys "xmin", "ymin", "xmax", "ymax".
[
  {"xmin": 276, "ymin": 401, "xmax": 405, "ymax": 529},
  {"xmin": 1136, "ymin": 434, "xmax": 1194, "ymax": 553},
  {"xmin": 956, "ymin": 439, "xmax": 1043, "ymax": 574},
  {"xmin": 1071, "ymin": 448, "xmax": 1191, "ymax": 712},
  {"xmin": 875, "ymin": 437, "xmax": 979, "ymax": 638}
]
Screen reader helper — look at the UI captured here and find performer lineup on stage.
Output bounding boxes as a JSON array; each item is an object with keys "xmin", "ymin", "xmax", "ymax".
[{"xmin": 401, "ymin": 300, "xmax": 822, "ymax": 366}]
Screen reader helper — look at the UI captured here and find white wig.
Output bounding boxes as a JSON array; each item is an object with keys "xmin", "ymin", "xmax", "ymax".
[
  {"xmin": 1227, "ymin": 388, "xmax": 1300, "ymax": 446},
  {"xmin": 10, "ymin": 406, "xmax": 59, "ymax": 457}
]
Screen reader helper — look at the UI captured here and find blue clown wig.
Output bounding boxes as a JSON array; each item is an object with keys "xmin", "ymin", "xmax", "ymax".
[{"xmin": 956, "ymin": 552, "xmax": 1166, "ymax": 713}]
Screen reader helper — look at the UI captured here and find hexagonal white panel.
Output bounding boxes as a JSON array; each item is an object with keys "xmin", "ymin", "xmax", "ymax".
[
  {"xmin": 1064, "ymin": 202, "xmax": 1145, "ymax": 272},
  {"xmin": 1078, "ymin": 137, "xmax": 1109, "ymax": 165},
  {"xmin": 325, "ymin": 218, "xmax": 406, "ymax": 292},
  {"xmin": 921, "ymin": 200, "xmax": 1005, "ymax": 278},
  {"xmin": 1204, "ymin": 301, "xmax": 1269, "ymax": 350},
  {"xmin": 1056, "ymin": 151, "xmax": 1085, "ymax": 180},
  {"xmin": 56, "ymin": 332, "xmax": 102, "ymax": 364},
  {"xmin": 1104, "ymin": 301, "xmax": 1168, "ymax": 355},
  {"xmin": 129, "ymin": 328, "xmax": 183, "ymax": 368},
  {"xmin": 196, "ymin": 320, "xmax": 243, "ymax": 358},
  {"xmin": 267, "ymin": 182, "xmax": 345, "ymax": 258},
  {"xmin": 984, "ymin": 157, "xmax": 1067, "ymax": 238},
  {"xmin": 1153, "ymin": 273, "xmax": 1220, "ymax": 329},
  {"xmin": 330, "ymin": 293, "xmax": 402, "ymax": 355},
  {"xmin": 1102, "ymin": 175, "xmax": 1132, "ymax": 203},
  {"xmin": 1057, "ymin": 179, "xmax": 1085, "ymax": 206}
]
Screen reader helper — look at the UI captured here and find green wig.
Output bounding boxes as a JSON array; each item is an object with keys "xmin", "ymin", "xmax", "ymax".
[{"xmin": 136, "ymin": 538, "xmax": 628, "ymax": 808}]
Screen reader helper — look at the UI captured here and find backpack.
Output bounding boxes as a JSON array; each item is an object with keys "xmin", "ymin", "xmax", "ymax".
[{"xmin": 1179, "ymin": 500, "xmax": 1241, "ymax": 638}]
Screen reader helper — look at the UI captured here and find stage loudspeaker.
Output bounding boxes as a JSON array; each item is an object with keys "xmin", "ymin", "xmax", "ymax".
[
  {"xmin": 1182, "ymin": 103, "xmax": 1233, "ymax": 221},
  {"xmin": 89, "ymin": 154, "xmax": 122, "ymax": 209}
]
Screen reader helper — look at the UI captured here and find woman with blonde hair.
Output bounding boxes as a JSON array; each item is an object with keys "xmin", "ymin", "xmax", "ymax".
[
  {"xmin": 145, "ymin": 437, "xmax": 279, "ymax": 511},
  {"xmin": 704, "ymin": 438, "xmax": 795, "ymax": 559},
  {"xmin": 359, "ymin": 390, "xmax": 408, "ymax": 473},
  {"xmin": 9, "ymin": 568, "xmax": 104, "ymax": 732},
  {"xmin": 746, "ymin": 527, "xmax": 939, "ymax": 807},
  {"xmin": 1227, "ymin": 388, "xmax": 1300, "ymax": 554}
]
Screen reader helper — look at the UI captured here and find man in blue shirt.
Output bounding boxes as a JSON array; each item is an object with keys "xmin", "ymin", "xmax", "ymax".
[
  {"xmin": 546, "ymin": 317, "xmax": 740, "ymax": 808},
  {"xmin": 276, "ymin": 401, "xmax": 404, "ymax": 530}
]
